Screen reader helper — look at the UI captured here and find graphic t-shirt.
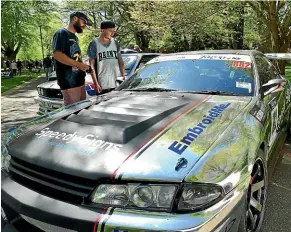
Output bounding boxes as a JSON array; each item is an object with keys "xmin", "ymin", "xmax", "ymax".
[
  {"xmin": 87, "ymin": 38, "xmax": 121, "ymax": 90},
  {"xmin": 53, "ymin": 28, "xmax": 86, "ymax": 90}
]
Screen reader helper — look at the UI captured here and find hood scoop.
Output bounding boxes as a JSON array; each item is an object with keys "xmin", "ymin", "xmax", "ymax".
[{"xmin": 64, "ymin": 98, "xmax": 187, "ymax": 144}]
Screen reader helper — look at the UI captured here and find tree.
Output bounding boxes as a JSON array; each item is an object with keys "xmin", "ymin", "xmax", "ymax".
[
  {"xmin": 1, "ymin": 0, "xmax": 56, "ymax": 61},
  {"xmin": 247, "ymin": 0, "xmax": 291, "ymax": 74}
]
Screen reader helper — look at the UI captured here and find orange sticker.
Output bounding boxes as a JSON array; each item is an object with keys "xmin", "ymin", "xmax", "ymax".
[{"xmin": 232, "ymin": 61, "xmax": 251, "ymax": 69}]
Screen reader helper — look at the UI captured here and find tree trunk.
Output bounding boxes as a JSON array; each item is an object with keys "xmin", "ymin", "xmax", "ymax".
[{"xmin": 135, "ymin": 31, "xmax": 151, "ymax": 52}]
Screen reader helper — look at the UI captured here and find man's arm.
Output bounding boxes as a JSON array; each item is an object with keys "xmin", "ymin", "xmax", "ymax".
[
  {"xmin": 87, "ymin": 40, "xmax": 102, "ymax": 93},
  {"xmin": 89, "ymin": 58, "xmax": 101, "ymax": 93},
  {"xmin": 115, "ymin": 40, "xmax": 125, "ymax": 80},
  {"xmin": 53, "ymin": 51, "xmax": 86, "ymax": 70},
  {"xmin": 52, "ymin": 30, "xmax": 88, "ymax": 71},
  {"xmin": 117, "ymin": 53, "xmax": 125, "ymax": 80}
]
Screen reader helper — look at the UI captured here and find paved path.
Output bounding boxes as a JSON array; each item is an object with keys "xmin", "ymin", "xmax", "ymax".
[
  {"xmin": 1, "ymin": 76, "xmax": 45, "ymax": 138},
  {"xmin": 1, "ymin": 78, "xmax": 291, "ymax": 231}
]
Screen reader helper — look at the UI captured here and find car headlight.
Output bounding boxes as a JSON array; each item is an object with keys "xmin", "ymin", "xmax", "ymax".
[
  {"xmin": 91, "ymin": 184, "xmax": 177, "ymax": 210},
  {"xmin": 177, "ymin": 184, "xmax": 224, "ymax": 212}
]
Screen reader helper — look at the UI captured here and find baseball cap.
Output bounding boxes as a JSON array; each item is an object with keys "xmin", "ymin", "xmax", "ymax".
[
  {"xmin": 101, "ymin": 21, "xmax": 116, "ymax": 29},
  {"xmin": 70, "ymin": 12, "xmax": 92, "ymax": 26}
]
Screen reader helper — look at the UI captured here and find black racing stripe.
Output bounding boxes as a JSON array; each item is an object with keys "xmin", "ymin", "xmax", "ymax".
[{"xmin": 100, "ymin": 207, "xmax": 115, "ymax": 232}]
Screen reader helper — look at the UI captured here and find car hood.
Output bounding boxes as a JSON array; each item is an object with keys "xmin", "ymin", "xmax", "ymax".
[{"xmin": 7, "ymin": 92, "xmax": 251, "ymax": 182}]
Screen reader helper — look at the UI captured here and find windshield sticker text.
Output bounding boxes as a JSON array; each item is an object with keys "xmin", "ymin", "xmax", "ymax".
[
  {"xmin": 168, "ymin": 103, "xmax": 231, "ymax": 155},
  {"xmin": 232, "ymin": 61, "xmax": 251, "ymax": 69}
]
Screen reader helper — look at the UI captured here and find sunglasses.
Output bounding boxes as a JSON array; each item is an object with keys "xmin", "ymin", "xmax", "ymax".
[{"xmin": 78, "ymin": 18, "xmax": 87, "ymax": 28}]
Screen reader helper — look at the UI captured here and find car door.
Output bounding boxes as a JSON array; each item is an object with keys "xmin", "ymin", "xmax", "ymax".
[{"xmin": 254, "ymin": 54, "xmax": 288, "ymax": 150}]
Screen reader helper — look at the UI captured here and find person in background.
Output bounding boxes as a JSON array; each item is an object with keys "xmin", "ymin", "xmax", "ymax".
[
  {"xmin": 134, "ymin": 45, "xmax": 142, "ymax": 53},
  {"xmin": 159, "ymin": 47, "xmax": 165, "ymax": 53},
  {"xmin": 43, "ymin": 55, "xmax": 53, "ymax": 80},
  {"xmin": 5, "ymin": 60, "xmax": 10, "ymax": 70},
  {"xmin": 11, "ymin": 60, "xmax": 17, "ymax": 75},
  {"xmin": 16, "ymin": 59, "xmax": 22, "ymax": 75},
  {"xmin": 53, "ymin": 12, "xmax": 91, "ymax": 106},
  {"xmin": 87, "ymin": 20, "xmax": 125, "ymax": 95}
]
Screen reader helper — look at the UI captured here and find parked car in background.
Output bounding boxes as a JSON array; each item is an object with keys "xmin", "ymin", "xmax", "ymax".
[
  {"xmin": 2, "ymin": 50, "xmax": 290, "ymax": 232},
  {"xmin": 34, "ymin": 53, "xmax": 160, "ymax": 114}
]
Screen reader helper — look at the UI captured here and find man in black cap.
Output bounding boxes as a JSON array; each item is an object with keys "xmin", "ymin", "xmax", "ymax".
[
  {"xmin": 87, "ymin": 21, "xmax": 125, "ymax": 94},
  {"xmin": 52, "ymin": 12, "xmax": 92, "ymax": 106}
]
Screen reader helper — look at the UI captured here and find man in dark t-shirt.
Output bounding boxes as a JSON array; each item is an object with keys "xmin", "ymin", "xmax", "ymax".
[{"xmin": 52, "ymin": 12, "xmax": 92, "ymax": 106}]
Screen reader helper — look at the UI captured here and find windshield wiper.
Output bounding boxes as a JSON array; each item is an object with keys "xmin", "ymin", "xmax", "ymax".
[
  {"xmin": 178, "ymin": 90, "xmax": 241, "ymax": 96},
  {"xmin": 121, "ymin": 87, "xmax": 177, "ymax": 92}
]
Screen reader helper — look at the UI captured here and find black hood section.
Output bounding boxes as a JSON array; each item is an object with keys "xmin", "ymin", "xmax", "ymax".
[
  {"xmin": 7, "ymin": 92, "xmax": 199, "ymax": 180},
  {"xmin": 65, "ymin": 102, "xmax": 187, "ymax": 144}
]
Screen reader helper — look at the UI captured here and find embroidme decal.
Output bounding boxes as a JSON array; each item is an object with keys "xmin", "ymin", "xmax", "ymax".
[{"xmin": 168, "ymin": 103, "xmax": 231, "ymax": 155}]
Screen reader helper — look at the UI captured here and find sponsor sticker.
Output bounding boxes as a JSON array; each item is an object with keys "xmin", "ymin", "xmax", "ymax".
[
  {"xmin": 236, "ymin": 82, "xmax": 252, "ymax": 93},
  {"xmin": 34, "ymin": 128, "xmax": 122, "ymax": 154},
  {"xmin": 168, "ymin": 103, "xmax": 231, "ymax": 155},
  {"xmin": 250, "ymin": 105, "xmax": 266, "ymax": 125},
  {"xmin": 232, "ymin": 61, "xmax": 251, "ymax": 69}
]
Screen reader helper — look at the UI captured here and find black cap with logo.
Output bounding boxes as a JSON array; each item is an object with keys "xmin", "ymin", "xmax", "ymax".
[{"xmin": 70, "ymin": 12, "xmax": 92, "ymax": 26}]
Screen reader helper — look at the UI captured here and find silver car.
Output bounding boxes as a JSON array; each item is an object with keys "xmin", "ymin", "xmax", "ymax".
[{"xmin": 34, "ymin": 53, "xmax": 160, "ymax": 114}]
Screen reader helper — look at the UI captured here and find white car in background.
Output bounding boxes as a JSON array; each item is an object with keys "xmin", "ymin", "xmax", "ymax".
[{"xmin": 34, "ymin": 53, "xmax": 160, "ymax": 114}]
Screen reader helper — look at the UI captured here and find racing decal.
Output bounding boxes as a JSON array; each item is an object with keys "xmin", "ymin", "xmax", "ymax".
[
  {"xmin": 268, "ymin": 97, "xmax": 277, "ymax": 110},
  {"xmin": 168, "ymin": 103, "xmax": 231, "ymax": 155},
  {"xmin": 236, "ymin": 82, "xmax": 252, "ymax": 93},
  {"xmin": 269, "ymin": 105, "xmax": 278, "ymax": 146},
  {"xmin": 93, "ymin": 207, "xmax": 115, "ymax": 232},
  {"xmin": 175, "ymin": 157, "xmax": 188, "ymax": 171},
  {"xmin": 111, "ymin": 96, "xmax": 209, "ymax": 180},
  {"xmin": 200, "ymin": 55, "xmax": 246, "ymax": 61},
  {"xmin": 232, "ymin": 61, "xmax": 251, "ymax": 69},
  {"xmin": 148, "ymin": 54, "xmax": 251, "ymax": 64},
  {"xmin": 86, "ymin": 83, "xmax": 97, "ymax": 96},
  {"xmin": 35, "ymin": 128, "xmax": 122, "ymax": 154},
  {"xmin": 250, "ymin": 105, "xmax": 266, "ymax": 125},
  {"xmin": 113, "ymin": 229, "xmax": 128, "ymax": 232}
]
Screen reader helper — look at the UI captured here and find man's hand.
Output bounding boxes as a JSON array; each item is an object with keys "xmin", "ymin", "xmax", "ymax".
[
  {"xmin": 122, "ymin": 75, "xmax": 125, "ymax": 80},
  {"xmin": 76, "ymin": 62, "xmax": 89, "ymax": 71},
  {"xmin": 95, "ymin": 84, "xmax": 102, "ymax": 94}
]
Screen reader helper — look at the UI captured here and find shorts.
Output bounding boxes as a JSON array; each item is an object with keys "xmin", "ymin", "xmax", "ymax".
[{"xmin": 61, "ymin": 85, "xmax": 86, "ymax": 106}]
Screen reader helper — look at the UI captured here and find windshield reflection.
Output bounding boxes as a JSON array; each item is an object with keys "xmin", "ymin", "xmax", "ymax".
[{"xmin": 118, "ymin": 59, "xmax": 254, "ymax": 96}]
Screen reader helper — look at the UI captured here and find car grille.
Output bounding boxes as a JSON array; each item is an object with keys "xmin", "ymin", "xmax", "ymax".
[
  {"xmin": 9, "ymin": 157, "xmax": 96, "ymax": 204},
  {"xmin": 38, "ymin": 88, "xmax": 63, "ymax": 99}
]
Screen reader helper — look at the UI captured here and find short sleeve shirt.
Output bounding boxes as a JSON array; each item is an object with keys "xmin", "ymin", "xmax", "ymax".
[
  {"xmin": 53, "ymin": 28, "xmax": 86, "ymax": 90},
  {"xmin": 87, "ymin": 38, "xmax": 121, "ymax": 90}
]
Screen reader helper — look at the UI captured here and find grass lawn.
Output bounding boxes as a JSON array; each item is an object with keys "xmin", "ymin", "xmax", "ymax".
[{"xmin": 1, "ymin": 71, "xmax": 43, "ymax": 93}]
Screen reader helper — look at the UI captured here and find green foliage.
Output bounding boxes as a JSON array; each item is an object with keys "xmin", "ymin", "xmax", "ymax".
[
  {"xmin": 1, "ymin": 0, "xmax": 56, "ymax": 60},
  {"xmin": 1, "ymin": 71, "xmax": 43, "ymax": 93}
]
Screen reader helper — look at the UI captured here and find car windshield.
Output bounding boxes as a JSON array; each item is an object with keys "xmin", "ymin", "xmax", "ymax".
[
  {"xmin": 118, "ymin": 55, "xmax": 254, "ymax": 96},
  {"xmin": 122, "ymin": 55, "xmax": 138, "ymax": 76}
]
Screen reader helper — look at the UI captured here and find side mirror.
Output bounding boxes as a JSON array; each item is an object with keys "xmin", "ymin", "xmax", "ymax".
[{"xmin": 261, "ymin": 78, "xmax": 286, "ymax": 97}]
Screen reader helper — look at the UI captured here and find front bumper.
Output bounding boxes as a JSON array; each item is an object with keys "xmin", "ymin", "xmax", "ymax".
[
  {"xmin": 34, "ymin": 96, "xmax": 63, "ymax": 114},
  {"xmin": 2, "ymin": 172, "xmax": 247, "ymax": 232}
]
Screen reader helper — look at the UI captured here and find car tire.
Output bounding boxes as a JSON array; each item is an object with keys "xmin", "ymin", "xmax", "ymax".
[{"xmin": 238, "ymin": 149, "xmax": 268, "ymax": 232}]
